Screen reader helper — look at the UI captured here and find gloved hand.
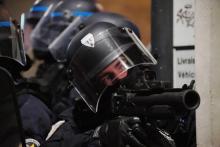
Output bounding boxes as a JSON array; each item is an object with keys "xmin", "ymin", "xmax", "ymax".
[
  {"xmin": 143, "ymin": 123, "xmax": 176, "ymax": 147},
  {"xmin": 93, "ymin": 116, "xmax": 148, "ymax": 147}
]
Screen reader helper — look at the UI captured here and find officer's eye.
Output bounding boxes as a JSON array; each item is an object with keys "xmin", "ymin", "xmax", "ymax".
[{"xmin": 102, "ymin": 73, "xmax": 115, "ymax": 81}]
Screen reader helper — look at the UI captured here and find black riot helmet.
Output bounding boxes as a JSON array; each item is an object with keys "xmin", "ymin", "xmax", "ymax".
[
  {"xmin": 67, "ymin": 22, "xmax": 157, "ymax": 112},
  {"xmin": 22, "ymin": 0, "xmax": 59, "ymax": 51},
  {"xmin": 31, "ymin": 0, "xmax": 98, "ymax": 60},
  {"xmin": 49, "ymin": 12, "xmax": 141, "ymax": 62},
  {"xmin": 25, "ymin": 0, "xmax": 59, "ymax": 27},
  {"xmin": 0, "ymin": 19, "xmax": 26, "ymax": 77}
]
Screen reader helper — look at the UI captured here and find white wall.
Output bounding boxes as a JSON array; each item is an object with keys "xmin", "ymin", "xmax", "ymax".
[{"xmin": 195, "ymin": 0, "xmax": 220, "ymax": 146}]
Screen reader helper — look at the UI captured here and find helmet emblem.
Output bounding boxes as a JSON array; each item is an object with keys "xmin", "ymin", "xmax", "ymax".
[{"xmin": 81, "ymin": 33, "xmax": 95, "ymax": 48}]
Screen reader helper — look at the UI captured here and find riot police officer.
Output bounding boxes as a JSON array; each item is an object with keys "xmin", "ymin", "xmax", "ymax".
[
  {"xmin": 0, "ymin": 4, "xmax": 26, "ymax": 146},
  {"xmin": 44, "ymin": 12, "xmax": 142, "ymax": 116},
  {"xmin": 44, "ymin": 22, "xmax": 175, "ymax": 147},
  {"xmin": 46, "ymin": 11, "xmax": 143, "ymax": 120},
  {"xmin": 0, "ymin": 6, "xmax": 56, "ymax": 146}
]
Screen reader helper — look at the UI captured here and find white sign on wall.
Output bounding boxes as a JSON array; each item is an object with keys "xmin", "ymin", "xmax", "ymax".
[
  {"xmin": 173, "ymin": 48, "xmax": 195, "ymax": 88},
  {"xmin": 173, "ymin": 0, "xmax": 195, "ymax": 46}
]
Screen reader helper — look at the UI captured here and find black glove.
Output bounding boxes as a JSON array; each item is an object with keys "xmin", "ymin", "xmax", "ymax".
[{"xmin": 93, "ymin": 116, "xmax": 148, "ymax": 147}]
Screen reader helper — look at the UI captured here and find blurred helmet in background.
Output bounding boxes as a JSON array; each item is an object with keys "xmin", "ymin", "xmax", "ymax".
[
  {"xmin": 23, "ymin": 0, "xmax": 59, "ymax": 51},
  {"xmin": 0, "ymin": 18, "xmax": 26, "ymax": 76},
  {"xmin": 31, "ymin": 0, "xmax": 99, "ymax": 60}
]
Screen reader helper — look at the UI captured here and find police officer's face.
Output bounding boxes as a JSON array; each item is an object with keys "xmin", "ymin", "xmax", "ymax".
[{"xmin": 98, "ymin": 58, "xmax": 128, "ymax": 86}]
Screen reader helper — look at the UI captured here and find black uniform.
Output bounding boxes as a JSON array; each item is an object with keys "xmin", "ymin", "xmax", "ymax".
[
  {"xmin": 18, "ymin": 93, "xmax": 56, "ymax": 145},
  {"xmin": 43, "ymin": 106, "xmax": 101, "ymax": 147}
]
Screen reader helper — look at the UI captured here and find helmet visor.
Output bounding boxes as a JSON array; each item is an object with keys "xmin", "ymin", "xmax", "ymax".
[
  {"xmin": 25, "ymin": 0, "xmax": 60, "ymax": 25},
  {"xmin": 31, "ymin": 1, "xmax": 94, "ymax": 53},
  {"xmin": 69, "ymin": 27, "xmax": 157, "ymax": 112},
  {"xmin": 0, "ymin": 20, "xmax": 26, "ymax": 66},
  {"xmin": 48, "ymin": 16, "xmax": 84, "ymax": 62}
]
